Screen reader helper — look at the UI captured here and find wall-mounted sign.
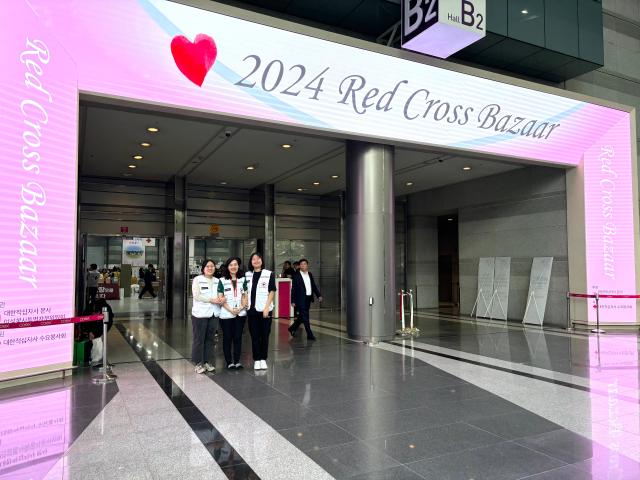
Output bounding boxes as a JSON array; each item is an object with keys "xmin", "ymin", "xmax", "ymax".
[
  {"xmin": 209, "ymin": 224, "xmax": 220, "ymax": 235},
  {"xmin": 122, "ymin": 238, "xmax": 146, "ymax": 266},
  {"xmin": 402, "ymin": 0, "xmax": 486, "ymax": 58},
  {"xmin": 120, "ymin": 226, "xmax": 129, "ymax": 233}
]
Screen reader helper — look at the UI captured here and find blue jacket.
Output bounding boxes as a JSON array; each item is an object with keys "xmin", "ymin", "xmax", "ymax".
[{"xmin": 291, "ymin": 271, "xmax": 321, "ymax": 306}]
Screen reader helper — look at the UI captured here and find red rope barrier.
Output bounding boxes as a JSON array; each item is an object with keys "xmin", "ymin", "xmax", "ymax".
[
  {"xmin": 0, "ymin": 314, "xmax": 104, "ymax": 330},
  {"xmin": 568, "ymin": 293, "xmax": 640, "ymax": 299}
]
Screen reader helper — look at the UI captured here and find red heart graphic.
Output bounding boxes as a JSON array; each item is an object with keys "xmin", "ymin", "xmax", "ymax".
[{"xmin": 171, "ymin": 34, "xmax": 217, "ymax": 87}]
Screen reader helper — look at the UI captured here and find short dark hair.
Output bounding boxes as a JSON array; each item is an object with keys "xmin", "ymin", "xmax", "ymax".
[
  {"xmin": 248, "ymin": 252, "xmax": 264, "ymax": 272},
  {"xmin": 201, "ymin": 259, "xmax": 216, "ymax": 274},
  {"xmin": 298, "ymin": 258, "xmax": 309, "ymax": 265},
  {"xmin": 222, "ymin": 257, "xmax": 244, "ymax": 279},
  {"xmin": 148, "ymin": 263, "xmax": 154, "ymax": 268},
  {"xmin": 90, "ymin": 263, "xmax": 97, "ymax": 270}
]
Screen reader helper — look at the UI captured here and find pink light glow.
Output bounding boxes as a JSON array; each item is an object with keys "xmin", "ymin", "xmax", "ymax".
[
  {"xmin": 0, "ymin": 0, "xmax": 77, "ymax": 377},
  {"xmin": 588, "ymin": 336, "xmax": 640, "ymax": 474},
  {"xmin": 0, "ymin": 389, "xmax": 71, "ymax": 479},
  {"xmin": 583, "ymin": 115, "xmax": 636, "ymax": 323}
]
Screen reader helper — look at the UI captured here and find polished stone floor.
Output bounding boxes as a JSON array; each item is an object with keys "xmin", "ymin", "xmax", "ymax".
[{"xmin": 1, "ymin": 309, "xmax": 640, "ymax": 479}]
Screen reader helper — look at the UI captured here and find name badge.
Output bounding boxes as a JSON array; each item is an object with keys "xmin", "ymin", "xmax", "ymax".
[
  {"xmin": 200, "ymin": 286, "xmax": 208, "ymax": 290},
  {"xmin": 225, "ymin": 287, "xmax": 231, "ymax": 292}
]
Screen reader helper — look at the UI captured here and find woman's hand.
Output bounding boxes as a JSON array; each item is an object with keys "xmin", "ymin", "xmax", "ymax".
[{"xmin": 262, "ymin": 308, "xmax": 270, "ymax": 318}]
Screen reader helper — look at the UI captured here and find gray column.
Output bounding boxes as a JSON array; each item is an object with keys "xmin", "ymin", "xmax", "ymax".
[
  {"xmin": 346, "ymin": 141, "xmax": 396, "ymax": 341},
  {"xmin": 166, "ymin": 176, "xmax": 187, "ymax": 320},
  {"xmin": 264, "ymin": 183, "xmax": 276, "ymax": 271}
]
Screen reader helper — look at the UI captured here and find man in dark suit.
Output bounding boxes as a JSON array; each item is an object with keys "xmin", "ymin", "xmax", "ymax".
[{"xmin": 289, "ymin": 258, "xmax": 322, "ymax": 340}]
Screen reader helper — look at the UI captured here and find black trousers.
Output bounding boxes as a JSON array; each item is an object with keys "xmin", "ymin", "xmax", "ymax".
[
  {"xmin": 87, "ymin": 287, "xmax": 98, "ymax": 305},
  {"xmin": 290, "ymin": 296, "xmax": 313, "ymax": 337},
  {"xmin": 220, "ymin": 316, "xmax": 246, "ymax": 365},
  {"xmin": 191, "ymin": 315, "xmax": 218, "ymax": 365},
  {"xmin": 139, "ymin": 282, "xmax": 156, "ymax": 298},
  {"xmin": 247, "ymin": 309, "xmax": 272, "ymax": 361}
]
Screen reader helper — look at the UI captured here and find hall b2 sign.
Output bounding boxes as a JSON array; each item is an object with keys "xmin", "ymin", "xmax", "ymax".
[{"xmin": 402, "ymin": 0, "xmax": 486, "ymax": 58}]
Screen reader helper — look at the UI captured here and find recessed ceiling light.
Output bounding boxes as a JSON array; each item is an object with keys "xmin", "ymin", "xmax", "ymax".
[
  {"xmin": 447, "ymin": 218, "xmax": 454, "ymax": 221},
  {"xmin": 140, "ymin": 142, "xmax": 151, "ymax": 147},
  {"xmin": 123, "ymin": 173, "xmax": 133, "ymax": 177},
  {"xmin": 128, "ymin": 164, "xmax": 137, "ymax": 169},
  {"xmin": 133, "ymin": 155, "xmax": 143, "ymax": 160},
  {"xmin": 147, "ymin": 127, "xmax": 159, "ymax": 133},
  {"xmin": 297, "ymin": 188, "xmax": 307, "ymax": 192},
  {"xmin": 246, "ymin": 165, "xmax": 256, "ymax": 171},
  {"xmin": 281, "ymin": 144, "xmax": 292, "ymax": 149},
  {"xmin": 462, "ymin": 166, "xmax": 472, "ymax": 171},
  {"xmin": 331, "ymin": 175, "xmax": 339, "ymax": 179},
  {"xmin": 521, "ymin": 9, "xmax": 528, "ymax": 14},
  {"xmin": 220, "ymin": 181, "xmax": 227, "ymax": 185},
  {"xmin": 405, "ymin": 182, "xmax": 414, "ymax": 186},
  {"xmin": 313, "ymin": 181, "xmax": 320, "ymax": 186}
]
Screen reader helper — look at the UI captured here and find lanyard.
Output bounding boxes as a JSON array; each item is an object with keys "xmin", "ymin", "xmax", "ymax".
[{"xmin": 233, "ymin": 279, "xmax": 238, "ymax": 299}]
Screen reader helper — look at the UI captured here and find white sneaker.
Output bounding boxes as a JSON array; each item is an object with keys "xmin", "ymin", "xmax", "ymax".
[
  {"xmin": 204, "ymin": 362, "xmax": 215, "ymax": 372},
  {"xmin": 260, "ymin": 360, "xmax": 268, "ymax": 370},
  {"xmin": 254, "ymin": 360, "xmax": 261, "ymax": 370},
  {"xmin": 235, "ymin": 363, "xmax": 243, "ymax": 370},
  {"xmin": 195, "ymin": 364, "xmax": 206, "ymax": 374}
]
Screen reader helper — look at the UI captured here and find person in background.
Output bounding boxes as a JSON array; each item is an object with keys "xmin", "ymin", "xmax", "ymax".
[
  {"xmin": 191, "ymin": 259, "xmax": 225, "ymax": 374},
  {"xmin": 281, "ymin": 261, "xmax": 295, "ymax": 279},
  {"xmin": 246, "ymin": 253, "xmax": 276, "ymax": 370},
  {"xmin": 138, "ymin": 263, "xmax": 157, "ymax": 299},
  {"xmin": 84, "ymin": 299, "xmax": 114, "ymax": 366},
  {"xmin": 218, "ymin": 257, "xmax": 248, "ymax": 369},
  {"xmin": 86, "ymin": 264, "xmax": 100, "ymax": 307},
  {"xmin": 292, "ymin": 261, "xmax": 300, "ymax": 272},
  {"xmin": 289, "ymin": 259, "xmax": 322, "ymax": 340}
]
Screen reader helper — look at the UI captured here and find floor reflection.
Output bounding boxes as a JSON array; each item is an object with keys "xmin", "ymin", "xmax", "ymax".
[
  {"xmin": 588, "ymin": 335, "xmax": 640, "ymax": 476},
  {"xmin": 0, "ymin": 388, "xmax": 70, "ymax": 480}
]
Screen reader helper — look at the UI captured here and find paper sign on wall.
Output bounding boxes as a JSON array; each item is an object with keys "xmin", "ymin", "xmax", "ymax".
[{"xmin": 523, "ymin": 257, "xmax": 554, "ymax": 325}]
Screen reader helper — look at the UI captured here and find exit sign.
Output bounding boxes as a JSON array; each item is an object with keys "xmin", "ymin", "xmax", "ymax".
[{"xmin": 402, "ymin": 0, "xmax": 486, "ymax": 59}]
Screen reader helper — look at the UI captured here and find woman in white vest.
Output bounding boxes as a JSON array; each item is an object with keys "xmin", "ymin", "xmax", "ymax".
[
  {"xmin": 245, "ymin": 253, "xmax": 277, "ymax": 370},
  {"xmin": 191, "ymin": 259, "xmax": 225, "ymax": 374},
  {"xmin": 217, "ymin": 256, "xmax": 248, "ymax": 369}
]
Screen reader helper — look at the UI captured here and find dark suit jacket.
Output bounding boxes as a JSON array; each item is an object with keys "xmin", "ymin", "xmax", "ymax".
[{"xmin": 292, "ymin": 271, "xmax": 321, "ymax": 306}]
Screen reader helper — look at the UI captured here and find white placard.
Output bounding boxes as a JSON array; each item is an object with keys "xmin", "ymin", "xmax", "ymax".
[
  {"xmin": 491, "ymin": 257, "xmax": 511, "ymax": 320},
  {"xmin": 474, "ymin": 257, "xmax": 495, "ymax": 318},
  {"xmin": 523, "ymin": 257, "xmax": 554, "ymax": 325},
  {"xmin": 402, "ymin": 0, "xmax": 486, "ymax": 59},
  {"xmin": 122, "ymin": 238, "xmax": 146, "ymax": 267}
]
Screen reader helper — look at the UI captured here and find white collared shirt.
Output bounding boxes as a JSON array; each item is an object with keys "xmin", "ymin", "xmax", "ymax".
[{"xmin": 300, "ymin": 271, "xmax": 312, "ymax": 296}]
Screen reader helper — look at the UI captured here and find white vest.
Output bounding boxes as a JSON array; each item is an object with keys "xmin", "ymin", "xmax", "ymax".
[
  {"xmin": 219, "ymin": 277, "xmax": 247, "ymax": 319},
  {"xmin": 191, "ymin": 275, "xmax": 221, "ymax": 318},
  {"xmin": 245, "ymin": 270, "xmax": 274, "ymax": 312}
]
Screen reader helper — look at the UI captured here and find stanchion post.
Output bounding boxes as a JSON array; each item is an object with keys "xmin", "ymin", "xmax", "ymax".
[
  {"xmin": 591, "ymin": 292, "xmax": 605, "ymax": 334},
  {"xmin": 92, "ymin": 308, "xmax": 117, "ymax": 384},
  {"xmin": 566, "ymin": 292, "xmax": 573, "ymax": 332},
  {"xmin": 367, "ymin": 296, "xmax": 375, "ymax": 345},
  {"xmin": 409, "ymin": 289, "xmax": 414, "ymax": 330}
]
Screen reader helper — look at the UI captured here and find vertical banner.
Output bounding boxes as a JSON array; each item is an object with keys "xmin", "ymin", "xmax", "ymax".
[
  {"xmin": 0, "ymin": 0, "xmax": 78, "ymax": 380},
  {"xmin": 122, "ymin": 238, "xmax": 146, "ymax": 266},
  {"xmin": 491, "ymin": 257, "xmax": 511, "ymax": 320},
  {"xmin": 475, "ymin": 257, "xmax": 495, "ymax": 317},
  {"xmin": 583, "ymin": 115, "xmax": 636, "ymax": 323},
  {"xmin": 523, "ymin": 257, "xmax": 554, "ymax": 325}
]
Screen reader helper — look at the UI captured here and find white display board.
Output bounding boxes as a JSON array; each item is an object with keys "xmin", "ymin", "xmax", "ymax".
[
  {"xmin": 475, "ymin": 257, "xmax": 495, "ymax": 318},
  {"xmin": 122, "ymin": 238, "xmax": 146, "ymax": 267},
  {"xmin": 523, "ymin": 257, "xmax": 554, "ymax": 325},
  {"xmin": 491, "ymin": 257, "xmax": 511, "ymax": 320}
]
